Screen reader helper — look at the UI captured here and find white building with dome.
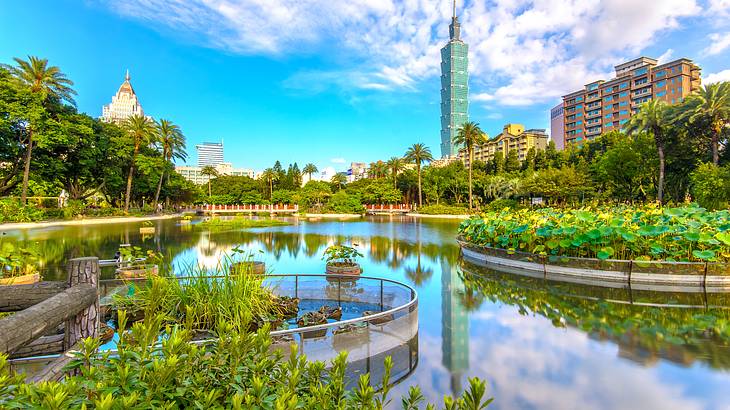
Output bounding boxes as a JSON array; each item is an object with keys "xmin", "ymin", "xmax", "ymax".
[{"xmin": 101, "ymin": 70, "xmax": 144, "ymax": 123}]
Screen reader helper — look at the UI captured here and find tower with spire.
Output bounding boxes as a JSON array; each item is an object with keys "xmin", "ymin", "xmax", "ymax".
[
  {"xmin": 102, "ymin": 70, "xmax": 145, "ymax": 123},
  {"xmin": 440, "ymin": 0, "xmax": 469, "ymax": 158}
]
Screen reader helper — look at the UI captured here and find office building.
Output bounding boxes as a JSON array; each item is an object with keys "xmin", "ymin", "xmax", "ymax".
[
  {"xmin": 459, "ymin": 123, "xmax": 548, "ymax": 166},
  {"xmin": 439, "ymin": 1, "xmax": 469, "ymax": 158},
  {"xmin": 347, "ymin": 162, "xmax": 368, "ymax": 182},
  {"xmin": 102, "ymin": 70, "xmax": 144, "ymax": 123},
  {"xmin": 550, "ymin": 103, "xmax": 565, "ymax": 150},
  {"xmin": 196, "ymin": 142, "xmax": 224, "ymax": 167},
  {"xmin": 175, "ymin": 163, "xmax": 254, "ymax": 185},
  {"xmin": 562, "ymin": 56, "xmax": 701, "ymax": 146}
]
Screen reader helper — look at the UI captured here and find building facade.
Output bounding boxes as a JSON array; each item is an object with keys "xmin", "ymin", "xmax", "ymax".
[
  {"xmin": 459, "ymin": 123, "xmax": 548, "ymax": 167},
  {"xmin": 347, "ymin": 162, "xmax": 368, "ymax": 182},
  {"xmin": 550, "ymin": 103, "xmax": 565, "ymax": 150},
  {"xmin": 175, "ymin": 163, "xmax": 254, "ymax": 185},
  {"xmin": 439, "ymin": 7, "xmax": 469, "ymax": 158},
  {"xmin": 102, "ymin": 70, "xmax": 144, "ymax": 123},
  {"xmin": 562, "ymin": 57, "xmax": 701, "ymax": 146},
  {"xmin": 195, "ymin": 142, "xmax": 225, "ymax": 167}
]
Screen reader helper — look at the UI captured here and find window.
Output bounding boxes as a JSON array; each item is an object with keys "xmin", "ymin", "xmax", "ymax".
[
  {"xmin": 576, "ymin": 96, "xmax": 583, "ymax": 101},
  {"xmin": 678, "ymin": 87, "xmax": 683, "ymax": 92},
  {"xmin": 588, "ymin": 83, "xmax": 599, "ymax": 91},
  {"xmin": 576, "ymin": 137, "xmax": 583, "ymax": 141},
  {"xmin": 634, "ymin": 67, "xmax": 648, "ymax": 75},
  {"xmin": 576, "ymin": 129, "xmax": 582, "ymax": 133},
  {"xmin": 576, "ymin": 120, "xmax": 583, "ymax": 125},
  {"xmin": 619, "ymin": 91, "xmax": 629, "ymax": 97},
  {"xmin": 620, "ymin": 82, "xmax": 628, "ymax": 89},
  {"xmin": 635, "ymin": 77, "xmax": 648, "ymax": 86},
  {"xmin": 619, "ymin": 101, "xmax": 628, "ymax": 107},
  {"xmin": 605, "ymin": 104, "xmax": 613, "ymax": 110},
  {"xmin": 620, "ymin": 119, "xmax": 628, "ymax": 125},
  {"xmin": 604, "ymin": 86, "xmax": 613, "ymax": 93},
  {"xmin": 656, "ymin": 91, "xmax": 666, "ymax": 97},
  {"xmin": 655, "ymin": 70, "xmax": 666, "ymax": 78},
  {"xmin": 576, "ymin": 112, "xmax": 583, "ymax": 117},
  {"xmin": 656, "ymin": 80, "xmax": 666, "ymax": 88},
  {"xmin": 605, "ymin": 113, "xmax": 613, "ymax": 119},
  {"xmin": 576, "ymin": 104, "xmax": 583, "ymax": 109},
  {"xmin": 604, "ymin": 96, "xmax": 613, "ymax": 102},
  {"xmin": 619, "ymin": 110, "xmax": 628, "ymax": 116}
]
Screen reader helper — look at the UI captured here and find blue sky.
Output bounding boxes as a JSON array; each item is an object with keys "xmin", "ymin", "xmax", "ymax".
[{"xmin": 1, "ymin": 0, "xmax": 729, "ymax": 172}]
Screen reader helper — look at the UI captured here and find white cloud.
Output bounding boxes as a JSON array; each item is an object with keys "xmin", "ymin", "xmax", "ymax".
[
  {"xmin": 486, "ymin": 112, "xmax": 503, "ymax": 120},
  {"xmin": 704, "ymin": 32, "xmax": 730, "ymax": 56},
  {"xmin": 100, "ymin": 0, "xmax": 707, "ymax": 106},
  {"xmin": 705, "ymin": 69, "xmax": 730, "ymax": 84},
  {"xmin": 657, "ymin": 48, "xmax": 674, "ymax": 64},
  {"xmin": 330, "ymin": 157, "xmax": 346, "ymax": 164}
]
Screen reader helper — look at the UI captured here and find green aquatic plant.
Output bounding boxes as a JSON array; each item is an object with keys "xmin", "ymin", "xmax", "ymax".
[
  {"xmin": 0, "ymin": 314, "xmax": 493, "ymax": 409},
  {"xmin": 198, "ymin": 216, "xmax": 290, "ymax": 232},
  {"xmin": 458, "ymin": 204, "xmax": 730, "ymax": 263},
  {"xmin": 323, "ymin": 244, "xmax": 364, "ymax": 266}
]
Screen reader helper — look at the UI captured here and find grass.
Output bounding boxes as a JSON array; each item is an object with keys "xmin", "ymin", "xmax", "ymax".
[
  {"xmin": 415, "ymin": 204, "xmax": 472, "ymax": 215},
  {"xmin": 198, "ymin": 216, "xmax": 290, "ymax": 232}
]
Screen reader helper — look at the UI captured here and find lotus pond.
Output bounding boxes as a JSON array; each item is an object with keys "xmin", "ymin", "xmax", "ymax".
[
  {"xmin": 3, "ymin": 214, "xmax": 730, "ymax": 409},
  {"xmin": 458, "ymin": 204, "xmax": 730, "ymax": 263}
]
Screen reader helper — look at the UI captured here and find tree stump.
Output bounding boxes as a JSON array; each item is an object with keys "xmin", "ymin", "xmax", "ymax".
[{"xmin": 64, "ymin": 257, "xmax": 100, "ymax": 349}]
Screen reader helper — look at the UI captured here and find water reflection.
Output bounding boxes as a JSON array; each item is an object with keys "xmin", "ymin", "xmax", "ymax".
[{"xmin": 5, "ymin": 216, "xmax": 730, "ymax": 409}]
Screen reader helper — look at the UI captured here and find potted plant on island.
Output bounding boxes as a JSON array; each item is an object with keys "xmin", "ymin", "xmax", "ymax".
[
  {"xmin": 139, "ymin": 220, "xmax": 156, "ymax": 234},
  {"xmin": 115, "ymin": 245, "xmax": 161, "ymax": 279},
  {"xmin": 0, "ymin": 242, "xmax": 40, "ymax": 285},
  {"xmin": 323, "ymin": 244, "xmax": 363, "ymax": 276}
]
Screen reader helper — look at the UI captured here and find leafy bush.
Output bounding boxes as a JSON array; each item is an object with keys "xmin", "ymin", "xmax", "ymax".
[
  {"xmin": 326, "ymin": 191, "xmax": 365, "ymax": 214},
  {"xmin": 0, "ymin": 240, "xmax": 38, "ymax": 279},
  {"xmin": 416, "ymin": 204, "xmax": 471, "ymax": 215},
  {"xmin": 0, "ymin": 315, "xmax": 493, "ymax": 409},
  {"xmin": 459, "ymin": 204, "xmax": 730, "ymax": 262},
  {"xmin": 483, "ymin": 198, "xmax": 521, "ymax": 212},
  {"xmin": 691, "ymin": 163, "xmax": 730, "ymax": 210},
  {"xmin": 322, "ymin": 244, "xmax": 363, "ymax": 266},
  {"xmin": 0, "ymin": 199, "xmax": 45, "ymax": 223}
]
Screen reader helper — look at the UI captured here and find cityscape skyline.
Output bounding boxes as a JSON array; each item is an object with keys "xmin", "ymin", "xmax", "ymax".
[{"xmin": 1, "ymin": 1, "xmax": 729, "ymax": 171}]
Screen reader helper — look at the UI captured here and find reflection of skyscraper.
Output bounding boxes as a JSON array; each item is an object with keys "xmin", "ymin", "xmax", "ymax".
[{"xmin": 441, "ymin": 259, "xmax": 469, "ymax": 395}]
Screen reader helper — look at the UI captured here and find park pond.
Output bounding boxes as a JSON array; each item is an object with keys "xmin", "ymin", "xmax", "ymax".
[{"xmin": 4, "ymin": 215, "xmax": 730, "ymax": 409}]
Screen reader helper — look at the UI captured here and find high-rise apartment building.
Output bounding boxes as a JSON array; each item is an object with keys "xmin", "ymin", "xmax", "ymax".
[
  {"xmin": 459, "ymin": 123, "xmax": 548, "ymax": 167},
  {"xmin": 562, "ymin": 56, "xmax": 701, "ymax": 146},
  {"xmin": 550, "ymin": 103, "xmax": 565, "ymax": 150},
  {"xmin": 439, "ymin": 2, "xmax": 469, "ymax": 158},
  {"xmin": 102, "ymin": 70, "xmax": 144, "ymax": 123},
  {"xmin": 195, "ymin": 142, "xmax": 224, "ymax": 167},
  {"xmin": 175, "ymin": 163, "xmax": 254, "ymax": 185}
]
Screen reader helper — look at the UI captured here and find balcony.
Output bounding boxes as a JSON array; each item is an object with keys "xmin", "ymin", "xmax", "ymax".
[
  {"xmin": 585, "ymin": 111, "xmax": 602, "ymax": 119},
  {"xmin": 586, "ymin": 93, "xmax": 600, "ymax": 102},
  {"xmin": 586, "ymin": 128, "xmax": 601, "ymax": 136},
  {"xmin": 586, "ymin": 102, "xmax": 601, "ymax": 109}
]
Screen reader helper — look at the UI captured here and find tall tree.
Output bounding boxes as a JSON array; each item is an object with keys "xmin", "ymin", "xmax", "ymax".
[
  {"xmin": 453, "ymin": 121, "xmax": 488, "ymax": 209},
  {"xmin": 260, "ymin": 168, "xmax": 277, "ymax": 200},
  {"xmin": 625, "ymin": 99, "xmax": 671, "ymax": 202},
  {"xmin": 4, "ymin": 56, "xmax": 76, "ymax": 204},
  {"xmin": 153, "ymin": 119, "xmax": 186, "ymax": 207},
  {"xmin": 681, "ymin": 82, "xmax": 730, "ymax": 165},
  {"xmin": 505, "ymin": 149, "xmax": 521, "ymax": 172},
  {"xmin": 386, "ymin": 157, "xmax": 405, "ymax": 189},
  {"xmin": 303, "ymin": 163, "xmax": 318, "ymax": 183},
  {"xmin": 404, "ymin": 143, "xmax": 433, "ymax": 207},
  {"xmin": 368, "ymin": 161, "xmax": 388, "ymax": 179},
  {"xmin": 200, "ymin": 165, "xmax": 218, "ymax": 197},
  {"xmin": 330, "ymin": 173, "xmax": 347, "ymax": 190},
  {"xmin": 122, "ymin": 114, "xmax": 155, "ymax": 211}
]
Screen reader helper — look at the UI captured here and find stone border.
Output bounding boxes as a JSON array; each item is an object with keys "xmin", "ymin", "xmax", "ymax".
[
  {"xmin": 459, "ymin": 242, "xmax": 730, "ymax": 293},
  {"xmin": 0, "ymin": 214, "xmax": 182, "ymax": 231}
]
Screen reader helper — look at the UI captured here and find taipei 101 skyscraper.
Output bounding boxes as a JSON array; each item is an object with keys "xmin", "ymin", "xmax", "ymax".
[{"xmin": 439, "ymin": 0, "xmax": 469, "ymax": 158}]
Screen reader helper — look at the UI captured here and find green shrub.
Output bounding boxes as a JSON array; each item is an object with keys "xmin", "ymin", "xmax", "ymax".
[
  {"xmin": 416, "ymin": 204, "xmax": 471, "ymax": 215},
  {"xmin": 0, "ymin": 316, "xmax": 493, "ymax": 409},
  {"xmin": 691, "ymin": 163, "xmax": 730, "ymax": 210},
  {"xmin": 0, "ymin": 199, "xmax": 45, "ymax": 223},
  {"xmin": 483, "ymin": 198, "xmax": 521, "ymax": 211},
  {"xmin": 326, "ymin": 191, "xmax": 365, "ymax": 214}
]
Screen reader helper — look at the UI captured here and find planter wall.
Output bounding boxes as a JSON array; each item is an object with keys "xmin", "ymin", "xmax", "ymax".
[
  {"xmin": 326, "ymin": 263, "xmax": 362, "ymax": 276},
  {"xmin": 115, "ymin": 264, "xmax": 158, "ymax": 279}
]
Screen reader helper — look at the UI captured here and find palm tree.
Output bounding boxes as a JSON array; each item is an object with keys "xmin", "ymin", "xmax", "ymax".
[
  {"xmin": 122, "ymin": 115, "xmax": 155, "ymax": 212},
  {"xmin": 4, "ymin": 56, "xmax": 76, "ymax": 204},
  {"xmin": 625, "ymin": 100, "xmax": 670, "ymax": 202},
  {"xmin": 200, "ymin": 165, "xmax": 219, "ymax": 197},
  {"xmin": 331, "ymin": 173, "xmax": 347, "ymax": 190},
  {"xmin": 681, "ymin": 82, "xmax": 730, "ymax": 165},
  {"xmin": 453, "ymin": 121, "xmax": 488, "ymax": 209},
  {"xmin": 153, "ymin": 119, "xmax": 186, "ymax": 208},
  {"xmin": 303, "ymin": 163, "xmax": 318, "ymax": 183},
  {"xmin": 386, "ymin": 157, "xmax": 405, "ymax": 189},
  {"xmin": 260, "ymin": 168, "xmax": 277, "ymax": 199},
  {"xmin": 369, "ymin": 160, "xmax": 388, "ymax": 179},
  {"xmin": 404, "ymin": 143, "xmax": 433, "ymax": 207}
]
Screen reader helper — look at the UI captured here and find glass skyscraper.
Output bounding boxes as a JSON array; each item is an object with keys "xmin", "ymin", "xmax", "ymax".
[
  {"xmin": 195, "ymin": 142, "xmax": 224, "ymax": 167},
  {"xmin": 440, "ymin": 9, "xmax": 469, "ymax": 158}
]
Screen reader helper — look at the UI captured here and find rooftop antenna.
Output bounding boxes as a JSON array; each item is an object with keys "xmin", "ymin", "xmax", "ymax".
[
  {"xmin": 125, "ymin": 69, "xmax": 130, "ymax": 81},
  {"xmin": 453, "ymin": 0, "xmax": 456, "ymax": 19}
]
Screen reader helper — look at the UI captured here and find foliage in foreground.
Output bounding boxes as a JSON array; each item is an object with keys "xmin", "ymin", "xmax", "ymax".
[
  {"xmin": 459, "ymin": 204, "xmax": 730, "ymax": 262},
  {"xmin": 0, "ymin": 314, "xmax": 493, "ymax": 409}
]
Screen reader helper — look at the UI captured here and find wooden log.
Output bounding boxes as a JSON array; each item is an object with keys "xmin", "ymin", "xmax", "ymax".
[
  {"xmin": 27, "ymin": 341, "xmax": 81, "ymax": 383},
  {"xmin": 9, "ymin": 333, "xmax": 64, "ymax": 359},
  {"xmin": 64, "ymin": 257, "xmax": 100, "ymax": 350},
  {"xmin": 0, "ymin": 282, "xmax": 67, "ymax": 312},
  {"xmin": 0, "ymin": 284, "xmax": 96, "ymax": 354}
]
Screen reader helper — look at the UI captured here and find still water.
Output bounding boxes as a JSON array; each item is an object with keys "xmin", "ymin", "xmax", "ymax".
[{"xmin": 4, "ymin": 216, "xmax": 730, "ymax": 409}]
